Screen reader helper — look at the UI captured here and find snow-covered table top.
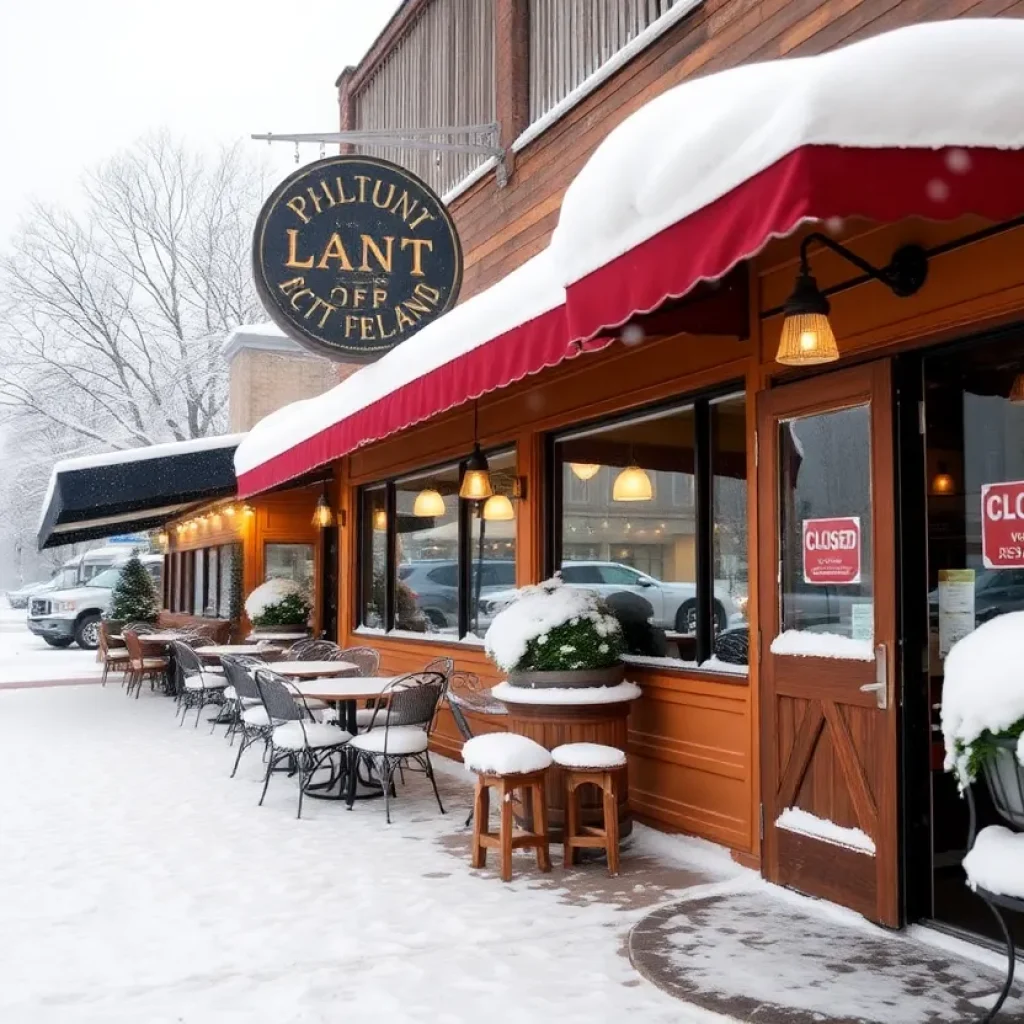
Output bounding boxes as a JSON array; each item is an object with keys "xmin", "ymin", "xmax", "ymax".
[
  {"xmin": 290, "ymin": 676, "xmax": 398, "ymax": 701},
  {"xmin": 138, "ymin": 632, "xmax": 195, "ymax": 644},
  {"xmin": 244, "ymin": 632, "xmax": 309, "ymax": 642},
  {"xmin": 195, "ymin": 644, "xmax": 284, "ymax": 658},
  {"xmin": 491, "ymin": 680, "xmax": 642, "ymax": 705},
  {"xmin": 268, "ymin": 660, "xmax": 360, "ymax": 678}
]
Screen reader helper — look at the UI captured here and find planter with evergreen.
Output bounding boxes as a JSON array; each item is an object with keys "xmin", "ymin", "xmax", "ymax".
[
  {"xmin": 105, "ymin": 554, "xmax": 159, "ymax": 631},
  {"xmin": 244, "ymin": 579, "xmax": 312, "ymax": 635},
  {"xmin": 484, "ymin": 575, "xmax": 625, "ymax": 689}
]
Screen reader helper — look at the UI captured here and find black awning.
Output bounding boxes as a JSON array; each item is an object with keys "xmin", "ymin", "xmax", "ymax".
[{"xmin": 38, "ymin": 436, "xmax": 243, "ymax": 550}]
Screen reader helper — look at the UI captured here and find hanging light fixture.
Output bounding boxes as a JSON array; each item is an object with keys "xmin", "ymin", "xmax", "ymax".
[
  {"xmin": 372, "ymin": 508, "xmax": 387, "ymax": 532},
  {"xmin": 482, "ymin": 494, "xmax": 515, "ymax": 521},
  {"xmin": 459, "ymin": 402, "xmax": 493, "ymax": 500},
  {"xmin": 931, "ymin": 462, "xmax": 955, "ymax": 495},
  {"xmin": 570, "ymin": 463, "xmax": 601, "ymax": 481},
  {"xmin": 312, "ymin": 482, "xmax": 334, "ymax": 529},
  {"xmin": 242, "ymin": 504, "xmax": 255, "ymax": 516},
  {"xmin": 413, "ymin": 489, "xmax": 446, "ymax": 517},
  {"xmin": 156, "ymin": 531, "xmax": 169, "ymax": 549},
  {"xmin": 223, "ymin": 505, "xmax": 236, "ymax": 517},
  {"xmin": 613, "ymin": 465, "xmax": 653, "ymax": 502},
  {"xmin": 1009, "ymin": 374, "xmax": 1024, "ymax": 404},
  {"xmin": 776, "ymin": 235, "xmax": 928, "ymax": 367}
]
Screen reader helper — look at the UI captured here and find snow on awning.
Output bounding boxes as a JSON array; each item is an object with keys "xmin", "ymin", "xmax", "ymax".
[
  {"xmin": 38, "ymin": 434, "xmax": 244, "ymax": 550},
  {"xmin": 234, "ymin": 251, "xmax": 572, "ymax": 497},
  {"xmin": 550, "ymin": 19, "xmax": 1024, "ymax": 341}
]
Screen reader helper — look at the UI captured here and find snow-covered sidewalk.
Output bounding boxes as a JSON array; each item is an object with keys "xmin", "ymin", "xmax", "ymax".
[
  {"xmin": 0, "ymin": 683, "xmax": 735, "ymax": 1024},
  {"xmin": 0, "ymin": 605, "xmax": 102, "ymax": 686}
]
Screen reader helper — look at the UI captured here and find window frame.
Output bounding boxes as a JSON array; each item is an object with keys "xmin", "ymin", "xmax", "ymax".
[
  {"xmin": 547, "ymin": 383, "xmax": 746, "ymax": 671},
  {"xmin": 356, "ymin": 446, "xmax": 517, "ymax": 641}
]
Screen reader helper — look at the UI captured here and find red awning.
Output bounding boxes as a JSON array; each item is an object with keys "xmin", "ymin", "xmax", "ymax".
[{"xmin": 563, "ymin": 145, "xmax": 1024, "ymax": 343}]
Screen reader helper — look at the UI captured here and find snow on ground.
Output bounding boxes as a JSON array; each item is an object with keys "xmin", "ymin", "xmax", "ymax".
[
  {"xmin": 0, "ymin": 682, "xmax": 732, "ymax": 1024},
  {"xmin": 0, "ymin": 603, "xmax": 101, "ymax": 685}
]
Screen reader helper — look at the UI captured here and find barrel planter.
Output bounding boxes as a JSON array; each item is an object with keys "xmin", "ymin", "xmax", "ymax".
[
  {"xmin": 507, "ymin": 663, "xmax": 626, "ymax": 690},
  {"xmin": 492, "ymin": 681, "xmax": 640, "ymax": 842}
]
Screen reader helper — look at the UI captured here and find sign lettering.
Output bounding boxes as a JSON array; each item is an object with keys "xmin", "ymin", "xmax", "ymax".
[
  {"xmin": 981, "ymin": 480, "xmax": 1024, "ymax": 568},
  {"xmin": 802, "ymin": 516, "xmax": 861, "ymax": 585},
  {"xmin": 253, "ymin": 156, "xmax": 462, "ymax": 362}
]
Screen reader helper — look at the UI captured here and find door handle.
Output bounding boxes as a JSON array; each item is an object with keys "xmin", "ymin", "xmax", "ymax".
[{"xmin": 859, "ymin": 644, "xmax": 888, "ymax": 709}]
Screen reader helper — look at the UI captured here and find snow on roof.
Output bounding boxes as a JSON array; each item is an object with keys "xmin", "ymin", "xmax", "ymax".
[
  {"xmin": 550, "ymin": 19, "xmax": 1024, "ymax": 288},
  {"xmin": 220, "ymin": 321, "xmax": 310, "ymax": 361},
  {"xmin": 39, "ymin": 433, "xmax": 245, "ymax": 534},
  {"xmin": 234, "ymin": 250, "xmax": 564, "ymax": 477}
]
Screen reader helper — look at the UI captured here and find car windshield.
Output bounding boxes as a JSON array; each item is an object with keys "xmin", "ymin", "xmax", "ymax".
[{"xmin": 87, "ymin": 567, "xmax": 123, "ymax": 589}]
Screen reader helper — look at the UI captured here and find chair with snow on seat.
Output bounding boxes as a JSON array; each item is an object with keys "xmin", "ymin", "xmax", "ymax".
[
  {"xmin": 171, "ymin": 640, "xmax": 228, "ymax": 728},
  {"xmin": 445, "ymin": 672, "xmax": 508, "ymax": 825},
  {"xmin": 553, "ymin": 743, "xmax": 626, "ymax": 877},
  {"xmin": 463, "ymin": 733, "xmax": 553, "ymax": 883},
  {"xmin": 345, "ymin": 671, "xmax": 447, "ymax": 823},
  {"xmin": 254, "ymin": 668, "xmax": 352, "ymax": 819},
  {"xmin": 219, "ymin": 654, "xmax": 265, "ymax": 749}
]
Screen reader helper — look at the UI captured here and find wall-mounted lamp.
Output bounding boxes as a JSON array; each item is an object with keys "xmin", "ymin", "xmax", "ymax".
[
  {"xmin": 459, "ymin": 403, "xmax": 493, "ymax": 500},
  {"xmin": 224, "ymin": 505, "xmax": 236, "ymax": 517},
  {"xmin": 242, "ymin": 504, "xmax": 255, "ymax": 517},
  {"xmin": 156, "ymin": 531, "xmax": 169, "ymax": 550},
  {"xmin": 776, "ymin": 234, "xmax": 928, "ymax": 366},
  {"xmin": 312, "ymin": 483, "xmax": 334, "ymax": 529}
]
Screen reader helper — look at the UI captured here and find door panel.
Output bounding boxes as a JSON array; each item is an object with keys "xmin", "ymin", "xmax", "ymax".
[{"xmin": 758, "ymin": 362, "xmax": 899, "ymax": 927}]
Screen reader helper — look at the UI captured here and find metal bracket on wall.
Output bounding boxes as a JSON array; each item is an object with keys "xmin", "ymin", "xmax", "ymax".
[{"xmin": 251, "ymin": 123, "xmax": 510, "ymax": 190}]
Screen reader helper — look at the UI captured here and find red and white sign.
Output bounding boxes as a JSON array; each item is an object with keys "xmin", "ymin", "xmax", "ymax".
[
  {"xmin": 802, "ymin": 517, "xmax": 861, "ymax": 585},
  {"xmin": 982, "ymin": 480, "xmax": 1024, "ymax": 568}
]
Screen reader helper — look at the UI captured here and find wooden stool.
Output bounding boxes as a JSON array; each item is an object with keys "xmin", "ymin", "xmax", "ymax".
[
  {"xmin": 471, "ymin": 770, "xmax": 551, "ymax": 882},
  {"xmin": 553, "ymin": 743, "xmax": 627, "ymax": 876},
  {"xmin": 463, "ymin": 733, "xmax": 554, "ymax": 883}
]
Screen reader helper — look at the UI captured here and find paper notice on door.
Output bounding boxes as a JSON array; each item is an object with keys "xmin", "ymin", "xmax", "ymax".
[
  {"xmin": 939, "ymin": 569, "xmax": 976, "ymax": 658},
  {"xmin": 850, "ymin": 602, "xmax": 874, "ymax": 643}
]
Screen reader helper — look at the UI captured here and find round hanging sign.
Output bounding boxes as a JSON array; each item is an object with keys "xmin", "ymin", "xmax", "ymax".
[{"xmin": 252, "ymin": 155, "xmax": 462, "ymax": 362}]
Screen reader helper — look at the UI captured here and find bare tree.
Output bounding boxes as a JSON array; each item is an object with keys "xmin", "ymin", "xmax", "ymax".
[{"xmin": 0, "ymin": 132, "xmax": 267, "ymax": 449}]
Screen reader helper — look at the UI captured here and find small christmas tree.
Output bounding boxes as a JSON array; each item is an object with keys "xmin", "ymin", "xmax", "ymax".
[{"xmin": 107, "ymin": 554, "xmax": 159, "ymax": 623}]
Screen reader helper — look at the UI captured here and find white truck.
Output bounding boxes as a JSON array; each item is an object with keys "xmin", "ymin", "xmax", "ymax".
[{"xmin": 27, "ymin": 553, "xmax": 163, "ymax": 650}]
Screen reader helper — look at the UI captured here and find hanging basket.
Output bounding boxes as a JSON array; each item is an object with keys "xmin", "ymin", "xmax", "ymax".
[{"xmin": 981, "ymin": 735, "xmax": 1024, "ymax": 830}]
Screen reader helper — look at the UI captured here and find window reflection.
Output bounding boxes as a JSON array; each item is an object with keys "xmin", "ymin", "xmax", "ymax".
[
  {"xmin": 265, "ymin": 543, "xmax": 314, "ymax": 594},
  {"xmin": 360, "ymin": 487, "xmax": 387, "ymax": 628}
]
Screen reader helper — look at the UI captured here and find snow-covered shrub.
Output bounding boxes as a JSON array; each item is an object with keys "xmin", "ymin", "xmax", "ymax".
[
  {"xmin": 244, "ymin": 578, "xmax": 311, "ymax": 627},
  {"xmin": 484, "ymin": 575, "xmax": 623, "ymax": 673},
  {"xmin": 942, "ymin": 611, "xmax": 1024, "ymax": 787}
]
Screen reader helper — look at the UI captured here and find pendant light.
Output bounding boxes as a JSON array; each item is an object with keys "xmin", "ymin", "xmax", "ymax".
[
  {"xmin": 482, "ymin": 494, "xmax": 515, "ymax": 521},
  {"xmin": 613, "ymin": 464, "xmax": 653, "ymax": 502},
  {"xmin": 931, "ymin": 462, "xmax": 955, "ymax": 495},
  {"xmin": 312, "ymin": 483, "xmax": 334, "ymax": 529},
  {"xmin": 570, "ymin": 463, "xmax": 601, "ymax": 481},
  {"xmin": 413, "ymin": 488, "xmax": 446, "ymax": 517},
  {"xmin": 1009, "ymin": 374, "xmax": 1024, "ymax": 404},
  {"xmin": 459, "ymin": 403, "xmax": 493, "ymax": 500},
  {"xmin": 372, "ymin": 508, "xmax": 387, "ymax": 532}
]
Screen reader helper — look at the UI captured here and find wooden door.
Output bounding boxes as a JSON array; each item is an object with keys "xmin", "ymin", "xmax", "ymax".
[{"xmin": 758, "ymin": 361, "xmax": 899, "ymax": 926}]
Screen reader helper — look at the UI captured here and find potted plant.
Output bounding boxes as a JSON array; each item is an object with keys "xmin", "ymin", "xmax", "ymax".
[
  {"xmin": 244, "ymin": 579, "xmax": 312, "ymax": 637},
  {"xmin": 942, "ymin": 611, "xmax": 1024, "ymax": 828},
  {"xmin": 105, "ymin": 553, "xmax": 159, "ymax": 635},
  {"xmin": 484, "ymin": 575, "xmax": 625, "ymax": 688}
]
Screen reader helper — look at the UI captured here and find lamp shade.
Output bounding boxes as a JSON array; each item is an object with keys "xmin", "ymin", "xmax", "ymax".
[
  {"xmin": 312, "ymin": 493, "xmax": 334, "ymax": 528},
  {"xmin": 459, "ymin": 445, "xmax": 493, "ymax": 500},
  {"xmin": 570, "ymin": 463, "xmax": 601, "ymax": 481},
  {"xmin": 1010, "ymin": 374, "xmax": 1024, "ymax": 404},
  {"xmin": 413, "ymin": 488, "xmax": 446, "ymax": 517},
  {"xmin": 372, "ymin": 508, "xmax": 387, "ymax": 532},
  {"xmin": 482, "ymin": 494, "xmax": 515, "ymax": 521},
  {"xmin": 776, "ymin": 268, "xmax": 839, "ymax": 366},
  {"xmin": 612, "ymin": 465, "xmax": 653, "ymax": 502}
]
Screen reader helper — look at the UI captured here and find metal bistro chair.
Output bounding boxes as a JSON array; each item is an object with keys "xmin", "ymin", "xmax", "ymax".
[
  {"xmin": 964, "ymin": 773, "xmax": 1024, "ymax": 1022},
  {"xmin": 171, "ymin": 640, "xmax": 229, "ymax": 728},
  {"xmin": 346, "ymin": 671, "xmax": 447, "ymax": 824},
  {"xmin": 289, "ymin": 639, "xmax": 341, "ymax": 661},
  {"xmin": 446, "ymin": 671, "xmax": 509, "ymax": 826},
  {"xmin": 255, "ymin": 668, "xmax": 352, "ymax": 819},
  {"xmin": 221, "ymin": 655, "xmax": 274, "ymax": 777}
]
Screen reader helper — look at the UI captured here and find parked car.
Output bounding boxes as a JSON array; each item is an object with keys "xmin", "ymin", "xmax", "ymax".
[
  {"xmin": 398, "ymin": 559, "xmax": 517, "ymax": 631},
  {"xmin": 27, "ymin": 554, "xmax": 163, "ymax": 650},
  {"xmin": 480, "ymin": 560, "xmax": 745, "ymax": 634},
  {"xmin": 5, "ymin": 579, "xmax": 56, "ymax": 610}
]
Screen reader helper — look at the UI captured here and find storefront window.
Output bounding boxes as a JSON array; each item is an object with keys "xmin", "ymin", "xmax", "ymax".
[
  {"xmin": 554, "ymin": 390, "xmax": 747, "ymax": 673},
  {"xmin": 394, "ymin": 464, "xmax": 461, "ymax": 635},
  {"xmin": 218, "ymin": 544, "xmax": 240, "ymax": 619},
  {"xmin": 206, "ymin": 548, "xmax": 219, "ymax": 617},
  {"xmin": 265, "ymin": 543, "xmax": 314, "ymax": 594},
  {"xmin": 193, "ymin": 549, "xmax": 205, "ymax": 614},
  {"xmin": 360, "ymin": 487, "xmax": 387, "ymax": 628},
  {"xmin": 357, "ymin": 449, "xmax": 518, "ymax": 640}
]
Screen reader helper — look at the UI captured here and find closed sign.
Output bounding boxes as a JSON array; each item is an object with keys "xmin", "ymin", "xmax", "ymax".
[
  {"xmin": 803, "ymin": 517, "xmax": 861, "ymax": 585},
  {"xmin": 982, "ymin": 480, "xmax": 1024, "ymax": 568}
]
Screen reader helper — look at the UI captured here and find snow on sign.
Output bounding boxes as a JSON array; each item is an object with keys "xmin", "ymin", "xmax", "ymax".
[
  {"xmin": 981, "ymin": 480, "xmax": 1024, "ymax": 568},
  {"xmin": 802, "ymin": 517, "xmax": 861, "ymax": 585}
]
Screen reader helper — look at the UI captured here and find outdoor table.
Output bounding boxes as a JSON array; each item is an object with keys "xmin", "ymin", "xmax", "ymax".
[
  {"xmin": 269, "ymin": 660, "xmax": 360, "ymax": 679},
  {"xmin": 195, "ymin": 644, "xmax": 283, "ymax": 660},
  {"xmin": 136, "ymin": 632, "xmax": 190, "ymax": 695},
  {"xmin": 244, "ymin": 632, "xmax": 309, "ymax": 643}
]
